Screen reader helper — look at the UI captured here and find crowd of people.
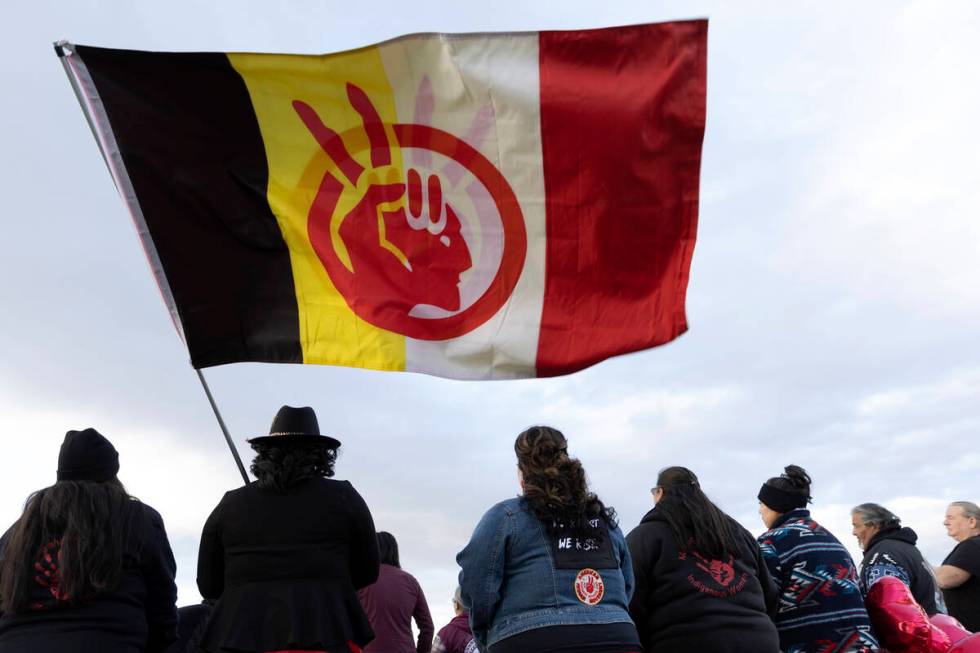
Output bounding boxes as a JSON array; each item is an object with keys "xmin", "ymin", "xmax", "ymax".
[{"xmin": 0, "ymin": 407, "xmax": 977, "ymax": 653}]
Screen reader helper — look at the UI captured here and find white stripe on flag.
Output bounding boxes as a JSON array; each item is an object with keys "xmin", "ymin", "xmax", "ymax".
[{"xmin": 381, "ymin": 34, "xmax": 547, "ymax": 379}]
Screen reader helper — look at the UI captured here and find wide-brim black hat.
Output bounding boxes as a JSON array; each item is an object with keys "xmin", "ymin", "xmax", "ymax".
[{"xmin": 247, "ymin": 405, "xmax": 341, "ymax": 449}]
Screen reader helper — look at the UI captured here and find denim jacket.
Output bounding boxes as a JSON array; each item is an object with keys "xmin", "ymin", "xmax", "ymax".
[{"xmin": 456, "ymin": 497, "xmax": 635, "ymax": 650}]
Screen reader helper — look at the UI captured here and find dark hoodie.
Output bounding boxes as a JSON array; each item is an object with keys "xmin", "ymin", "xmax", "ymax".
[
  {"xmin": 626, "ymin": 508, "xmax": 780, "ymax": 653},
  {"xmin": 859, "ymin": 526, "xmax": 939, "ymax": 615}
]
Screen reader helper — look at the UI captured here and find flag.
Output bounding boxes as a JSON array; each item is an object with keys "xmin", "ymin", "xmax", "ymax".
[{"xmin": 58, "ymin": 20, "xmax": 707, "ymax": 379}]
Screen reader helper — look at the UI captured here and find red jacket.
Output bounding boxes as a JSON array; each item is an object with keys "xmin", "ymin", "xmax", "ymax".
[{"xmin": 432, "ymin": 613, "xmax": 478, "ymax": 653}]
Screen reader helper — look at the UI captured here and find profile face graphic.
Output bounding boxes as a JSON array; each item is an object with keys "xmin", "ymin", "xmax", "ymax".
[{"xmin": 294, "ymin": 81, "xmax": 526, "ymax": 340}]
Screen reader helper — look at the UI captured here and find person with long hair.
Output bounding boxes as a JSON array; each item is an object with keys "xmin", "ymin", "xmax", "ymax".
[
  {"xmin": 457, "ymin": 425, "xmax": 640, "ymax": 653},
  {"xmin": 357, "ymin": 531, "xmax": 434, "ymax": 652},
  {"xmin": 626, "ymin": 466, "xmax": 779, "ymax": 653},
  {"xmin": 196, "ymin": 405, "xmax": 380, "ymax": 653},
  {"xmin": 757, "ymin": 465, "xmax": 878, "ymax": 652},
  {"xmin": 0, "ymin": 428, "xmax": 178, "ymax": 652}
]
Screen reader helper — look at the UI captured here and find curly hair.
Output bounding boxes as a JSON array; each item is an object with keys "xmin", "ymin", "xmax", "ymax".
[
  {"xmin": 514, "ymin": 425, "xmax": 616, "ymax": 538},
  {"xmin": 250, "ymin": 441, "xmax": 337, "ymax": 492}
]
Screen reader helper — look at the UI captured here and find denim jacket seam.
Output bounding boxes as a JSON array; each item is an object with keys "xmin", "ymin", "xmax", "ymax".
[{"xmin": 483, "ymin": 506, "xmax": 509, "ymax": 618}]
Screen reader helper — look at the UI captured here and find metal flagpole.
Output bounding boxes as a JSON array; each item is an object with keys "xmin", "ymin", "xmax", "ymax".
[{"xmin": 195, "ymin": 369, "xmax": 251, "ymax": 485}]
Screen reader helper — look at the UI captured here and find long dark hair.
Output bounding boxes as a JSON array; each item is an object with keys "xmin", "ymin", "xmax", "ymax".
[
  {"xmin": 250, "ymin": 442, "xmax": 337, "ymax": 492},
  {"xmin": 0, "ymin": 478, "xmax": 138, "ymax": 613},
  {"xmin": 377, "ymin": 531, "xmax": 400, "ymax": 568},
  {"xmin": 654, "ymin": 466, "xmax": 740, "ymax": 560},
  {"xmin": 515, "ymin": 426, "xmax": 617, "ymax": 537}
]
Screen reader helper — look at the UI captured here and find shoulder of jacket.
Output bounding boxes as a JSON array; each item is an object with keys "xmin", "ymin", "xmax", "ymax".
[
  {"xmin": 222, "ymin": 484, "xmax": 250, "ymax": 501},
  {"xmin": 135, "ymin": 500, "xmax": 163, "ymax": 521},
  {"xmin": 489, "ymin": 496, "xmax": 523, "ymax": 517},
  {"xmin": 759, "ymin": 523, "xmax": 795, "ymax": 541},
  {"xmin": 627, "ymin": 518, "xmax": 670, "ymax": 543}
]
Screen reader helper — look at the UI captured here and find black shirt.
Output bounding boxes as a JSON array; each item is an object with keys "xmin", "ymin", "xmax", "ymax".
[
  {"xmin": 625, "ymin": 509, "xmax": 780, "ymax": 653},
  {"xmin": 196, "ymin": 477, "xmax": 380, "ymax": 652},
  {"xmin": 489, "ymin": 622, "xmax": 641, "ymax": 653},
  {"xmin": 0, "ymin": 501, "xmax": 178, "ymax": 653},
  {"xmin": 942, "ymin": 535, "xmax": 980, "ymax": 632}
]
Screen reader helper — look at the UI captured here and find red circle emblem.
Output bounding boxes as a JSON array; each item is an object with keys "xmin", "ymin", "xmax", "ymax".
[
  {"xmin": 293, "ymin": 83, "xmax": 527, "ymax": 341},
  {"xmin": 574, "ymin": 568, "xmax": 605, "ymax": 606}
]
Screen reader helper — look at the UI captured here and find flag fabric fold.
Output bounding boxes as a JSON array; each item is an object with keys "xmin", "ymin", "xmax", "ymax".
[{"xmin": 58, "ymin": 20, "xmax": 707, "ymax": 380}]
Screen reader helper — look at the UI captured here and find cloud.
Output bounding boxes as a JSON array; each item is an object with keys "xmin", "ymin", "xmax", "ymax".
[
  {"xmin": 772, "ymin": 2, "xmax": 980, "ymax": 319},
  {"xmin": 2, "ymin": 0, "xmax": 979, "ymax": 638}
]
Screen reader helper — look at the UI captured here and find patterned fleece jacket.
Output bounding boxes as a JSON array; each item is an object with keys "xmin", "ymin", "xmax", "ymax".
[{"xmin": 758, "ymin": 509, "xmax": 879, "ymax": 653}]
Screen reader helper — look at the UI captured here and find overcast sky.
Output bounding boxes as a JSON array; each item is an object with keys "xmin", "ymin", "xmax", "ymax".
[{"xmin": 2, "ymin": 0, "xmax": 978, "ymax": 632}]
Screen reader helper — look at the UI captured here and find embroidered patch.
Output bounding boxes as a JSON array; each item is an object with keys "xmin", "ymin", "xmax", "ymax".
[{"xmin": 574, "ymin": 567, "xmax": 605, "ymax": 605}]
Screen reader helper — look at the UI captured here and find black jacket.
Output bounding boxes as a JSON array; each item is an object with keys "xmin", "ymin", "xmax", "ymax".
[
  {"xmin": 626, "ymin": 508, "xmax": 780, "ymax": 653},
  {"xmin": 0, "ymin": 501, "xmax": 178, "ymax": 653},
  {"xmin": 860, "ymin": 526, "xmax": 938, "ymax": 615},
  {"xmin": 196, "ymin": 477, "xmax": 381, "ymax": 652}
]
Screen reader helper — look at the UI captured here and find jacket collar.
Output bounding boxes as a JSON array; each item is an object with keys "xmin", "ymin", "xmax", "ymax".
[
  {"xmin": 640, "ymin": 506, "xmax": 663, "ymax": 524},
  {"xmin": 865, "ymin": 525, "xmax": 918, "ymax": 555},
  {"xmin": 771, "ymin": 508, "xmax": 810, "ymax": 529}
]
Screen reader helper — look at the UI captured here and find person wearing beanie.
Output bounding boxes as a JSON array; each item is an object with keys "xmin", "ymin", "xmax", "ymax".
[
  {"xmin": 0, "ymin": 428, "xmax": 178, "ymax": 653},
  {"xmin": 757, "ymin": 465, "xmax": 878, "ymax": 653}
]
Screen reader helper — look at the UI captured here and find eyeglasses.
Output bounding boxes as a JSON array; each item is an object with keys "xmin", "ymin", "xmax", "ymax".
[{"xmin": 650, "ymin": 486, "xmax": 661, "ymax": 496}]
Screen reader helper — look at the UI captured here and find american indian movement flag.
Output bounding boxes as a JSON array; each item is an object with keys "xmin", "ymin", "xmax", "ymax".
[{"xmin": 58, "ymin": 20, "xmax": 707, "ymax": 380}]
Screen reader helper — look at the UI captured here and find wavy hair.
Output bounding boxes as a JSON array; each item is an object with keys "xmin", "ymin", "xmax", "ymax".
[
  {"xmin": 654, "ymin": 466, "xmax": 741, "ymax": 560},
  {"xmin": 0, "ymin": 478, "xmax": 139, "ymax": 613},
  {"xmin": 250, "ymin": 441, "xmax": 337, "ymax": 492},
  {"xmin": 851, "ymin": 503, "xmax": 901, "ymax": 530},
  {"xmin": 515, "ymin": 425, "xmax": 616, "ymax": 538}
]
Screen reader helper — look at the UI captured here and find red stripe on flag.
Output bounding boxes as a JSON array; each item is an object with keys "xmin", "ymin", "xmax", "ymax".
[{"xmin": 536, "ymin": 21, "xmax": 707, "ymax": 376}]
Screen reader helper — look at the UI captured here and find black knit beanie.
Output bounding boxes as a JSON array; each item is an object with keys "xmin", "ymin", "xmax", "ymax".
[
  {"xmin": 758, "ymin": 483, "xmax": 808, "ymax": 514},
  {"xmin": 57, "ymin": 428, "xmax": 120, "ymax": 482}
]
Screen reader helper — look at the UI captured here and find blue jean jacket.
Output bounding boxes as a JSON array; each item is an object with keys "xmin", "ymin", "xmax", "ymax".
[{"xmin": 457, "ymin": 497, "xmax": 635, "ymax": 650}]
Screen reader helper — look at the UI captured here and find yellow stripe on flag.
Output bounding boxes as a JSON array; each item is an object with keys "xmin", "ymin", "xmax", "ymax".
[{"xmin": 229, "ymin": 50, "xmax": 407, "ymax": 371}]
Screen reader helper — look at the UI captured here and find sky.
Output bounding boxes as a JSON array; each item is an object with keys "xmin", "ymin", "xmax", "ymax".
[{"xmin": 2, "ymin": 0, "xmax": 979, "ymax": 634}]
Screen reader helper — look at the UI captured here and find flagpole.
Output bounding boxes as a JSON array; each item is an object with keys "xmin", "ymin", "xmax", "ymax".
[
  {"xmin": 195, "ymin": 369, "xmax": 250, "ymax": 485},
  {"xmin": 57, "ymin": 42, "xmax": 250, "ymax": 487}
]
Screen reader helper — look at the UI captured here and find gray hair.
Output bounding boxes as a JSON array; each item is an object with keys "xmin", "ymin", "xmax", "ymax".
[
  {"xmin": 950, "ymin": 501, "xmax": 980, "ymax": 522},
  {"xmin": 852, "ymin": 503, "xmax": 901, "ymax": 529}
]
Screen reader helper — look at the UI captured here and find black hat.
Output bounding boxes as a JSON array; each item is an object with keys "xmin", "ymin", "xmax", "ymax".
[
  {"xmin": 247, "ymin": 406, "xmax": 341, "ymax": 449},
  {"xmin": 57, "ymin": 428, "xmax": 120, "ymax": 482}
]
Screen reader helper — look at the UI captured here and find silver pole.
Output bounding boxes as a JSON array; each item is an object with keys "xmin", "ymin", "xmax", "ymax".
[{"xmin": 195, "ymin": 369, "xmax": 250, "ymax": 485}]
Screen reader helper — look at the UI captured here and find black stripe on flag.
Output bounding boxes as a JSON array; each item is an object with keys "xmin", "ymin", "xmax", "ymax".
[{"xmin": 76, "ymin": 46, "xmax": 302, "ymax": 367}]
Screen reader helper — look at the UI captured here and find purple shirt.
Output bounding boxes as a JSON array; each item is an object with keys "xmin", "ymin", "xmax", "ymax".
[{"xmin": 359, "ymin": 564, "xmax": 433, "ymax": 653}]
